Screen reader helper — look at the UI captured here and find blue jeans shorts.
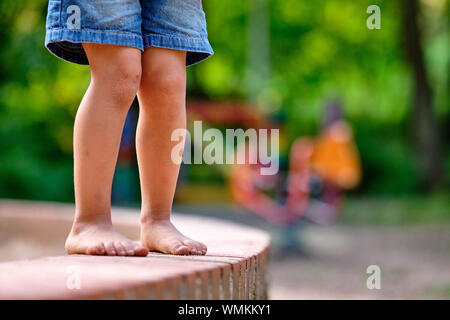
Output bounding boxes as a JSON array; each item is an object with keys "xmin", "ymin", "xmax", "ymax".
[{"xmin": 45, "ymin": 0, "xmax": 213, "ymax": 66}]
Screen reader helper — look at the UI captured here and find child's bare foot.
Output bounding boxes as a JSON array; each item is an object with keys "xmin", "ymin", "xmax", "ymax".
[
  {"xmin": 140, "ymin": 219, "xmax": 207, "ymax": 255},
  {"xmin": 65, "ymin": 221, "xmax": 148, "ymax": 256}
]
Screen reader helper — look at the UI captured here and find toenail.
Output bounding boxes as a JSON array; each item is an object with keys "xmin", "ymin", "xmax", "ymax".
[
  {"xmin": 176, "ymin": 246, "xmax": 188, "ymax": 254},
  {"xmin": 111, "ymin": 250, "xmax": 116, "ymax": 254},
  {"xmin": 120, "ymin": 251, "xmax": 125, "ymax": 255},
  {"xmin": 127, "ymin": 250, "xmax": 134, "ymax": 254},
  {"xmin": 191, "ymin": 249, "xmax": 197, "ymax": 253}
]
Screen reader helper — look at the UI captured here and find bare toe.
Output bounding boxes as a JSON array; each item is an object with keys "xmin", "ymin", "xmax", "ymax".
[
  {"xmin": 105, "ymin": 242, "xmax": 116, "ymax": 256},
  {"xmin": 66, "ymin": 223, "xmax": 143, "ymax": 257},
  {"xmin": 173, "ymin": 244, "xmax": 189, "ymax": 255},
  {"xmin": 97, "ymin": 243, "xmax": 107, "ymax": 255},
  {"xmin": 114, "ymin": 242, "xmax": 126, "ymax": 256},
  {"xmin": 195, "ymin": 244, "xmax": 207, "ymax": 256},
  {"xmin": 123, "ymin": 242, "xmax": 135, "ymax": 256},
  {"xmin": 141, "ymin": 220, "xmax": 207, "ymax": 256},
  {"xmin": 133, "ymin": 245, "xmax": 149, "ymax": 256},
  {"xmin": 198, "ymin": 243, "xmax": 207, "ymax": 255},
  {"xmin": 190, "ymin": 248, "xmax": 200, "ymax": 255},
  {"xmin": 87, "ymin": 243, "xmax": 105, "ymax": 255},
  {"xmin": 183, "ymin": 240, "xmax": 203, "ymax": 255}
]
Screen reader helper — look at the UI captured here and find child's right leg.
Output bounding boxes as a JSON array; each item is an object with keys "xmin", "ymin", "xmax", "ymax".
[{"xmin": 65, "ymin": 43, "xmax": 148, "ymax": 257}]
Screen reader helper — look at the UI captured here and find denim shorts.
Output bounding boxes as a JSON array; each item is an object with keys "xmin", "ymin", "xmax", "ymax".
[{"xmin": 45, "ymin": 0, "xmax": 213, "ymax": 66}]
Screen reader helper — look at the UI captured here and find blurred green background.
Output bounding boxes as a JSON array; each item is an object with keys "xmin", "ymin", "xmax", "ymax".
[{"xmin": 0, "ymin": 0, "xmax": 448, "ymax": 224}]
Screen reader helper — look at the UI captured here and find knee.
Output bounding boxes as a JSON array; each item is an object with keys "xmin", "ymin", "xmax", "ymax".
[
  {"xmin": 139, "ymin": 66, "xmax": 185, "ymax": 103},
  {"xmin": 92, "ymin": 62, "xmax": 142, "ymax": 107},
  {"xmin": 110, "ymin": 64, "xmax": 142, "ymax": 105}
]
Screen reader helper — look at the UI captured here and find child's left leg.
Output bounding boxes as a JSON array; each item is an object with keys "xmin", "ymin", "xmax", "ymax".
[{"xmin": 137, "ymin": 47, "xmax": 207, "ymax": 255}]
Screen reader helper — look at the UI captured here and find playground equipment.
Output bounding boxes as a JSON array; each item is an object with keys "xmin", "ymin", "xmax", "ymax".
[
  {"xmin": 180, "ymin": 98, "xmax": 363, "ymax": 243},
  {"xmin": 185, "ymin": 100, "xmax": 361, "ymax": 228},
  {"xmin": 230, "ymin": 102, "xmax": 362, "ymax": 226}
]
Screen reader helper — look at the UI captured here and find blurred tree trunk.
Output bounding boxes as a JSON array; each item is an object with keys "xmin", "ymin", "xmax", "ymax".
[{"xmin": 403, "ymin": 0, "xmax": 444, "ymax": 190}]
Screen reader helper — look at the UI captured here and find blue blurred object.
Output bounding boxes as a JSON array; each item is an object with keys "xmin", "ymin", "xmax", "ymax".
[{"xmin": 112, "ymin": 105, "xmax": 138, "ymax": 205}]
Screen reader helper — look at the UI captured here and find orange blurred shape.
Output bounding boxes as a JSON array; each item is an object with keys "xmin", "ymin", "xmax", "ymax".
[{"xmin": 311, "ymin": 121, "xmax": 362, "ymax": 190}]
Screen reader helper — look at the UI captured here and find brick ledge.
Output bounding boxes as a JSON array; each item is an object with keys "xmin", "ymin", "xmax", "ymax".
[{"xmin": 0, "ymin": 200, "xmax": 270, "ymax": 299}]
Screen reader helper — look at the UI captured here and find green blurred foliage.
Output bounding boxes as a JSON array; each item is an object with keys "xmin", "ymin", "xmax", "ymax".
[
  {"xmin": 0, "ymin": 0, "xmax": 448, "ymax": 201},
  {"xmin": 194, "ymin": 0, "xmax": 449, "ymax": 194},
  {"xmin": 342, "ymin": 194, "xmax": 450, "ymax": 225},
  {"xmin": 0, "ymin": 0, "xmax": 89, "ymax": 201}
]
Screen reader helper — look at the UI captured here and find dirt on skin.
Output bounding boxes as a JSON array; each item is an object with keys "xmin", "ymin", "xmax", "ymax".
[{"xmin": 268, "ymin": 224, "xmax": 450, "ymax": 299}]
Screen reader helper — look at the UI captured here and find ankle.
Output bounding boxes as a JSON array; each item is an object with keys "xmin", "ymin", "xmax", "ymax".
[
  {"xmin": 140, "ymin": 209, "xmax": 172, "ymax": 225},
  {"xmin": 140, "ymin": 216, "xmax": 171, "ymax": 227},
  {"xmin": 71, "ymin": 217, "xmax": 112, "ymax": 233}
]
